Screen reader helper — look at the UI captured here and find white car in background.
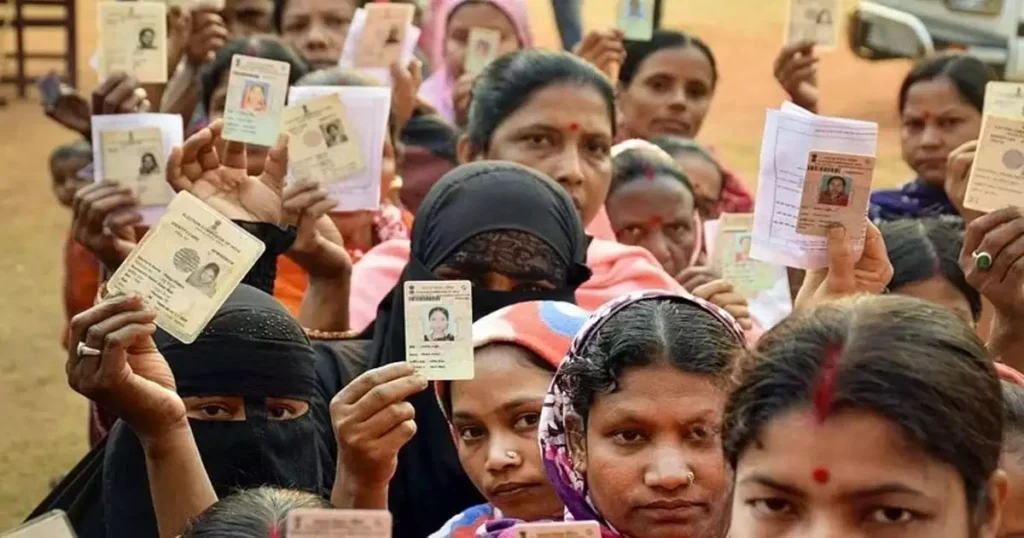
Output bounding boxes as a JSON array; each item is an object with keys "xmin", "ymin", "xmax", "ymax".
[{"xmin": 849, "ymin": 0, "xmax": 1024, "ymax": 79}]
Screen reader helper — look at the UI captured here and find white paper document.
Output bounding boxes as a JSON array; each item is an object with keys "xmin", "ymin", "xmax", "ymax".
[
  {"xmin": 750, "ymin": 104, "xmax": 878, "ymax": 269},
  {"xmin": 338, "ymin": 7, "xmax": 422, "ymax": 87},
  {"xmin": 91, "ymin": 113, "xmax": 184, "ymax": 225},
  {"xmin": 287, "ymin": 86, "xmax": 392, "ymax": 212}
]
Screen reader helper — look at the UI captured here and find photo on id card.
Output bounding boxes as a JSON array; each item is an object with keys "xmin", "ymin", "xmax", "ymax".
[
  {"xmin": 513, "ymin": 520, "xmax": 600, "ymax": 537},
  {"xmin": 281, "ymin": 93, "xmax": 364, "ymax": 184},
  {"xmin": 99, "ymin": 127, "xmax": 173, "ymax": 207},
  {"xmin": 107, "ymin": 192, "xmax": 266, "ymax": 343},
  {"xmin": 403, "ymin": 280, "xmax": 473, "ymax": 380},
  {"xmin": 713, "ymin": 214, "xmax": 775, "ymax": 297},
  {"xmin": 784, "ymin": 0, "xmax": 838, "ymax": 49},
  {"xmin": 796, "ymin": 151, "xmax": 874, "ymax": 238},
  {"xmin": 464, "ymin": 27, "xmax": 502, "ymax": 76},
  {"xmin": 287, "ymin": 509, "xmax": 391, "ymax": 538},
  {"xmin": 98, "ymin": 1, "xmax": 167, "ymax": 83},
  {"xmin": 355, "ymin": 3, "xmax": 415, "ymax": 68},
  {"xmin": 985, "ymin": 81, "xmax": 1024, "ymax": 120},
  {"xmin": 222, "ymin": 55, "xmax": 291, "ymax": 147},
  {"xmin": 964, "ymin": 115, "xmax": 1024, "ymax": 212},
  {"xmin": 617, "ymin": 0, "xmax": 654, "ymax": 41}
]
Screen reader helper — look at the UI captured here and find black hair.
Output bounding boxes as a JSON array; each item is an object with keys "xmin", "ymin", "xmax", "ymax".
[
  {"xmin": 49, "ymin": 140, "xmax": 92, "ymax": 178},
  {"xmin": 898, "ymin": 53, "xmax": 995, "ymax": 115},
  {"xmin": 651, "ymin": 136, "xmax": 725, "ymax": 196},
  {"xmin": 620, "ymin": 30, "xmax": 718, "ymax": 89},
  {"xmin": 441, "ymin": 343, "xmax": 555, "ymax": 419},
  {"xmin": 466, "ymin": 49, "xmax": 616, "ymax": 152},
  {"xmin": 724, "ymin": 295, "xmax": 1001, "ymax": 514},
  {"xmin": 825, "ymin": 175, "xmax": 846, "ymax": 189},
  {"xmin": 609, "ymin": 146, "xmax": 693, "ymax": 196},
  {"xmin": 558, "ymin": 298, "xmax": 742, "ymax": 423},
  {"xmin": 879, "ymin": 218, "xmax": 981, "ymax": 320},
  {"xmin": 200, "ymin": 35, "xmax": 310, "ymax": 115},
  {"xmin": 1003, "ymin": 381, "xmax": 1024, "ymax": 452},
  {"xmin": 428, "ymin": 306, "xmax": 450, "ymax": 320},
  {"xmin": 200, "ymin": 262, "xmax": 221, "ymax": 278},
  {"xmin": 182, "ymin": 487, "xmax": 329, "ymax": 537}
]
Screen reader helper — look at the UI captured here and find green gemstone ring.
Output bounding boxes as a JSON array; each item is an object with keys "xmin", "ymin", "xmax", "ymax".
[{"xmin": 972, "ymin": 250, "xmax": 993, "ymax": 271}]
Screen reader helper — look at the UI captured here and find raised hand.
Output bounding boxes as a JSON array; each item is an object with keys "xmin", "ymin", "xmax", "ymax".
[
  {"xmin": 330, "ymin": 363, "xmax": 426, "ymax": 507},
  {"xmin": 945, "ymin": 140, "xmax": 984, "ymax": 226},
  {"xmin": 452, "ymin": 73, "xmax": 475, "ymax": 128},
  {"xmin": 774, "ymin": 40, "xmax": 819, "ymax": 113},
  {"xmin": 691, "ymin": 279, "xmax": 753, "ymax": 330},
  {"xmin": 391, "ymin": 59, "xmax": 424, "ymax": 129},
  {"xmin": 795, "ymin": 220, "xmax": 894, "ymax": 309},
  {"xmin": 185, "ymin": 7, "xmax": 229, "ymax": 66},
  {"xmin": 282, "ymin": 179, "xmax": 352, "ymax": 279},
  {"xmin": 67, "ymin": 294, "xmax": 185, "ymax": 441},
  {"xmin": 675, "ymin": 265, "xmax": 720, "ymax": 292},
  {"xmin": 92, "ymin": 72, "xmax": 152, "ymax": 116},
  {"xmin": 166, "ymin": 119, "xmax": 288, "ymax": 223},
  {"xmin": 574, "ymin": 29, "xmax": 627, "ymax": 82},
  {"xmin": 72, "ymin": 181, "xmax": 142, "ymax": 271},
  {"xmin": 960, "ymin": 207, "xmax": 1024, "ymax": 318}
]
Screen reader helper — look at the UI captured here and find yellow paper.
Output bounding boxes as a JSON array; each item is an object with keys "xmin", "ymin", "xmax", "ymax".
[
  {"xmin": 97, "ymin": 1, "xmax": 168, "ymax": 83},
  {"xmin": 513, "ymin": 521, "xmax": 601, "ymax": 537},
  {"xmin": 713, "ymin": 213, "xmax": 777, "ymax": 298},
  {"xmin": 796, "ymin": 150, "xmax": 875, "ymax": 237},
  {"xmin": 464, "ymin": 27, "xmax": 502, "ymax": 76},
  {"xmin": 287, "ymin": 509, "xmax": 391, "ymax": 538},
  {"xmin": 107, "ymin": 192, "xmax": 266, "ymax": 343},
  {"xmin": 964, "ymin": 115, "xmax": 1024, "ymax": 213},
  {"xmin": 984, "ymin": 82, "xmax": 1024, "ymax": 120},
  {"xmin": 403, "ymin": 280, "xmax": 474, "ymax": 380},
  {"xmin": 355, "ymin": 3, "xmax": 415, "ymax": 68},
  {"xmin": 784, "ymin": 0, "xmax": 839, "ymax": 49},
  {"xmin": 281, "ymin": 93, "xmax": 364, "ymax": 184},
  {"xmin": 100, "ymin": 127, "xmax": 173, "ymax": 207}
]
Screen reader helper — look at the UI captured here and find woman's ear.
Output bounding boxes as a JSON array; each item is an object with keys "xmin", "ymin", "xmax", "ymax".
[
  {"xmin": 564, "ymin": 412, "xmax": 588, "ymax": 476},
  {"xmin": 456, "ymin": 134, "xmax": 479, "ymax": 164},
  {"xmin": 977, "ymin": 469, "xmax": 1009, "ymax": 538}
]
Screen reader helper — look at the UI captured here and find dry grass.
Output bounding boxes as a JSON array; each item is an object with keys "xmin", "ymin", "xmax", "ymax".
[{"xmin": 0, "ymin": 0, "xmax": 913, "ymax": 528}]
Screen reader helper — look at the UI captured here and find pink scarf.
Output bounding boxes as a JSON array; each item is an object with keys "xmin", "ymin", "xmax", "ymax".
[{"xmin": 418, "ymin": 0, "xmax": 534, "ymax": 123}]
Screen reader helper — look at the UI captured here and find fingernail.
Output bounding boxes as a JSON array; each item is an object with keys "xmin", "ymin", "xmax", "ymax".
[
  {"xmin": 413, "ymin": 375, "xmax": 428, "ymax": 386},
  {"xmin": 828, "ymin": 225, "xmax": 846, "ymax": 239}
]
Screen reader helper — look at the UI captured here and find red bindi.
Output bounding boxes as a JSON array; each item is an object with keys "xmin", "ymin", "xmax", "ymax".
[
  {"xmin": 649, "ymin": 216, "xmax": 663, "ymax": 226},
  {"xmin": 812, "ymin": 468, "xmax": 830, "ymax": 484},
  {"xmin": 568, "ymin": 122, "xmax": 579, "ymax": 131}
]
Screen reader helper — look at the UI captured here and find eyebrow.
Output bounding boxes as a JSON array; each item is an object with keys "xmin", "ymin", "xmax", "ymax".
[
  {"xmin": 738, "ymin": 474, "xmax": 807, "ymax": 499},
  {"xmin": 837, "ymin": 483, "xmax": 928, "ymax": 501},
  {"xmin": 450, "ymin": 396, "xmax": 541, "ymax": 422}
]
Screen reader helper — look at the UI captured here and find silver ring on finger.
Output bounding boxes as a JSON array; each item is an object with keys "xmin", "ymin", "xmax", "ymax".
[{"xmin": 76, "ymin": 341, "xmax": 102, "ymax": 359}]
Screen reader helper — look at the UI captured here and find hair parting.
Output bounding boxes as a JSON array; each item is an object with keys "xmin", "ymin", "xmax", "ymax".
[{"xmin": 812, "ymin": 343, "xmax": 842, "ymax": 422}]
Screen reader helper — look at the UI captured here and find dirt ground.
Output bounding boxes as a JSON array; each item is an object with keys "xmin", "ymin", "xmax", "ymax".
[{"xmin": 0, "ymin": 0, "xmax": 912, "ymax": 527}]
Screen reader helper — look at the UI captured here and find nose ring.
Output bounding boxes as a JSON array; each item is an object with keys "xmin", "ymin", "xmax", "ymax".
[{"xmin": 685, "ymin": 471, "xmax": 696, "ymax": 485}]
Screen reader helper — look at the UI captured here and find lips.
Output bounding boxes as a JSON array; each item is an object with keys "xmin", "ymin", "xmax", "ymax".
[
  {"xmin": 489, "ymin": 482, "xmax": 541, "ymax": 499},
  {"xmin": 651, "ymin": 118, "xmax": 692, "ymax": 137},
  {"xmin": 636, "ymin": 499, "xmax": 708, "ymax": 521}
]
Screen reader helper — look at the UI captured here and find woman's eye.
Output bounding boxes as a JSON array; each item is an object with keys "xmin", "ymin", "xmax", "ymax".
[
  {"xmin": 619, "ymin": 225, "xmax": 646, "ymax": 242},
  {"xmin": 646, "ymin": 78, "xmax": 671, "ymax": 92},
  {"xmin": 458, "ymin": 426, "xmax": 486, "ymax": 442},
  {"xmin": 513, "ymin": 413, "xmax": 541, "ymax": 430},
  {"xmin": 685, "ymin": 82, "xmax": 709, "ymax": 99},
  {"xmin": 685, "ymin": 425, "xmax": 713, "ymax": 442},
  {"xmin": 522, "ymin": 134, "xmax": 553, "ymax": 148},
  {"xmin": 938, "ymin": 117, "xmax": 964, "ymax": 129},
  {"xmin": 902, "ymin": 119, "xmax": 924, "ymax": 131},
  {"xmin": 585, "ymin": 141, "xmax": 611, "ymax": 157},
  {"xmin": 750, "ymin": 498, "xmax": 795, "ymax": 517},
  {"xmin": 611, "ymin": 429, "xmax": 646, "ymax": 445},
  {"xmin": 199, "ymin": 405, "xmax": 231, "ymax": 418},
  {"xmin": 868, "ymin": 507, "xmax": 916, "ymax": 524},
  {"xmin": 267, "ymin": 405, "xmax": 298, "ymax": 420}
]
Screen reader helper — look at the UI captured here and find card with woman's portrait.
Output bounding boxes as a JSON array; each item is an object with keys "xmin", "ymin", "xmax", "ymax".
[
  {"xmin": 99, "ymin": 126, "xmax": 173, "ymax": 207},
  {"xmin": 464, "ymin": 27, "xmax": 502, "ymax": 76},
  {"xmin": 97, "ymin": 1, "xmax": 168, "ymax": 83},
  {"xmin": 616, "ymin": 0, "xmax": 654, "ymax": 41},
  {"xmin": 796, "ymin": 150, "xmax": 875, "ymax": 238},
  {"xmin": 280, "ymin": 93, "xmax": 364, "ymax": 184},
  {"xmin": 222, "ymin": 55, "xmax": 291, "ymax": 146},
  {"xmin": 712, "ymin": 213, "xmax": 776, "ymax": 297},
  {"xmin": 107, "ymin": 192, "xmax": 265, "ymax": 343},
  {"xmin": 287, "ymin": 509, "xmax": 391, "ymax": 538},
  {"xmin": 403, "ymin": 280, "xmax": 473, "ymax": 380},
  {"xmin": 354, "ymin": 3, "xmax": 415, "ymax": 68},
  {"xmin": 784, "ymin": 0, "xmax": 838, "ymax": 49}
]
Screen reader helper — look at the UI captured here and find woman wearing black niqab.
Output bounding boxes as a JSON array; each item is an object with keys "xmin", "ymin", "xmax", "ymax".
[{"xmin": 314, "ymin": 160, "xmax": 591, "ymax": 538}]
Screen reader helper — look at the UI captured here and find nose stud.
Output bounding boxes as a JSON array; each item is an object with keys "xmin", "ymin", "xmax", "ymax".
[{"xmin": 685, "ymin": 471, "xmax": 695, "ymax": 485}]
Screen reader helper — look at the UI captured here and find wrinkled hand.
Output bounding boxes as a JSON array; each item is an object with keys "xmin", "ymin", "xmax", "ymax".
[
  {"xmin": 391, "ymin": 59, "xmax": 423, "ymax": 129},
  {"xmin": 185, "ymin": 8, "xmax": 228, "ymax": 67},
  {"xmin": 92, "ymin": 72, "xmax": 152, "ymax": 116},
  {"xmin": 44, "ymin": 84, "xmax": 92, "ymax": 138},
  {"xmin": 166, "ymin": 119, "xmax": 288, "ymax": 223},
  {"xmin": 67, "ymin": 294, "xmax": 185, "ymax": 441},
  {"xmin": 945, "ymin": 139, "xmax": 984, "ymax": 226},
  {"xmin": 331, "ymin": 363, "xmax": 426, "ymax": 489},
  {"xmin": 72, "ymin": 181, "xmax": 142, "ymax": 271},
  {"xmin": 774, "ymin": 40, "xmax": 819, "ymax": 113},
  {"xmin": 692, "ymin": 279, "xmax": 753, "ymax": 331},
  {"xmin": 675, "ymin": 266, "xmax": 720, "ymax": 292},
  {"xmin": 961, "ymin": 207, "xmax": 1024, "ymax": 318},
  {"xmin": 795, "ymin": 220, "xmax": 893, "ymax": 309},
  {"xmin": 452, "ymin": 73, "xmax": 475, "ymax": 128},
  {"xmin": 283, "ymin": 180, "xmax": 352, "ymax": 279},
  {"xmin": 574, "ymin": 29, "xmax": 626, "ymax": 82}
]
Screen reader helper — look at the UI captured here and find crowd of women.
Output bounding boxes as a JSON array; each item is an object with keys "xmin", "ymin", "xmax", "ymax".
[{"xmin": 25, "ymin": 0, "xmax": 1024, "ymax": 536}]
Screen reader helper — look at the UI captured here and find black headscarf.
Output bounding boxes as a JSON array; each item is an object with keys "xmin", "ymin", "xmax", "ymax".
[
  {"xmin": 102, "ymin": 285, "xmax": 326, "ymax": 537},
  {"xmin": 363, "ymin": 161, "xmax": 591, "ymax": 538}
]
